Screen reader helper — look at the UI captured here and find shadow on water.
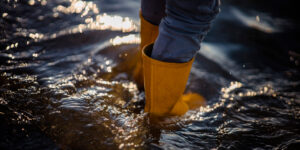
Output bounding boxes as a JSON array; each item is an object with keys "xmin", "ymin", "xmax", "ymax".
[{"xmin": 1, "ymin": 0, "xmax": 300, "ymax": 149}]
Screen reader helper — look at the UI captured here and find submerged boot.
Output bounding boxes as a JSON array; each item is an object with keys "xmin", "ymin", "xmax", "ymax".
[
  {"xmin": 133, "ymin": 12, "xmax": 159, "ymax": 89},
  {"xmin": 142, "ymin": 44, "xmax": 206, "ymax": 116}
]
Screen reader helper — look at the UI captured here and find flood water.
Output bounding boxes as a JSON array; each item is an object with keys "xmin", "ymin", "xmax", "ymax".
[{"xmin": 1, "ymin": 0, "xmax": 300, "ymax": 149}]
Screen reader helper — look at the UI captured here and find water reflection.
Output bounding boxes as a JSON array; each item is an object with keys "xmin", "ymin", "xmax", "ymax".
[
  {"xmin": 2, "ymin": 12, "xmax": 8, "ymax": 18},
  {"xmin": 2, "ymin": 0, "xmax": 138, "ymax": 51},
  {"xmin": 53, "ymin": 0, "xmax": 99, "ymax": 15},
  {"xmin": 231, "ymin": 7, "xmax": 279, "ymax": 33},
  {"xmin": 51, "ymin": 0, "xmax": 137, "ymax": 34},
  {"xmin": 110, "ymin": 34, "xmax": 140, "ymax": 46}
]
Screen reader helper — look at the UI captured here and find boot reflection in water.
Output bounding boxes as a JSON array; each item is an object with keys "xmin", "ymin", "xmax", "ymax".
[{"xmin": 134, "ymin": 0, "xmax": 220, "ymax": 116}]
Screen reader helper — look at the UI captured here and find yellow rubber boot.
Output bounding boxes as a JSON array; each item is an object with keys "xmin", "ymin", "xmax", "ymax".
[
  {"xmin": 133, "ymin": 12, "xmax": 159, "ymax": 89},
  {"xmin": 142, "ymin": 44, "xmax": 206, "ymax": 116}
]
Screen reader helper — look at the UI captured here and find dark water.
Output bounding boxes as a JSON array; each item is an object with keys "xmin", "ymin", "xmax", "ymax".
[{"xmin": 1, "ymin": 0, "xmax": 300, "ymax": 149}]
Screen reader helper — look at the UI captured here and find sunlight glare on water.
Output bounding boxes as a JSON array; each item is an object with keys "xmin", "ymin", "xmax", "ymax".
[{"xmin": 110, "ymin": 34, "xmax": 140, "ymax": 46}]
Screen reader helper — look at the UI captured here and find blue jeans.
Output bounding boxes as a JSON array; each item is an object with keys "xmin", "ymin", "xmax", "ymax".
[{"xmin": 141, "ymin": 0, "xmax": 220, "ymax": 63}]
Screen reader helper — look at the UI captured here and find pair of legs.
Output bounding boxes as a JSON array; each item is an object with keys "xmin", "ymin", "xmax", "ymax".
[
  {"xmin": 142, "ymin": 0, "xmax": 220, "ymax": 63},
  {"xmin": 137, "ymin": 0, "xmax": 220, "ymax": 116}
]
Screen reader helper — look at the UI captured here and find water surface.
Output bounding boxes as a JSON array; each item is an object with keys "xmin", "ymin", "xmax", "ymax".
[{"xmin": 0, "ymin": 0, "xmax": 299, "ymax": 149}]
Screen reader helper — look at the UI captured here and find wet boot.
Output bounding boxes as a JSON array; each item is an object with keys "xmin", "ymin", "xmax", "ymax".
[
  {"xmin": 142, "ymin": 44, "xmax": 206, "ymax": 116},
  {"xmin": 133, "ymin": 12, "xmax": 159, "ymax": 89}
]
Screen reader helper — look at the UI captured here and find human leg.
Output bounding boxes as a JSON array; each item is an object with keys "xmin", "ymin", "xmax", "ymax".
[
  {"xmin": 152, "ymin": 0, "xmax": 220, "ymax": 63},
  {"xmin": 133, "ymin": 0, "xmax": 166, "ymax": 88},
  {"xmin": 141, "ymin": 0, "xmax": 166, "ymax": 25},
  {"xmin": 143, "ymin": 0, "xmax": 220, "ymax": 116}
]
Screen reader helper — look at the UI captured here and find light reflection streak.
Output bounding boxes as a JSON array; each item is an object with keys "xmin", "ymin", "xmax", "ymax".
[
  {"xmin": 2, "ymin": 13, "xmax": 8, "ymax": 18},
  {"xmin": 221, "ymin": 81, "xmax": 243, "ymax": 95},
  {"xmin": 0, "ymin": 98, "xmax": 8, "ymax": 105},
  {"xmin": 185, "ymin": 81, "xmax": 278, "ymax": 122},
  {"xmin": 26, "ymin": 13, "xmax": 137, "ymax": 41},
  {"xmin": 28, "ymin": 0, "xmax": 35, "ymax": 6},
  {"xmin": 231, "ymin": 7, "xmax": 278, "ymax": 33},
  {"xmin": 53, "ymin": 0, "xmax": 99, "ymax": 15},
  {"xmin": 6, "ymin": 43, "xmax": 19, "ymax": 50},
  {"xmin": 7, "ymin": 0, "xmax": 138, "ymax": 49},
  {"xmin": 199, "ymin": 43, "xmax": 238, "ymax": 71},
  {"xmin": 110, "ymin": 34, "xmax": 140, "ymax": 46}
]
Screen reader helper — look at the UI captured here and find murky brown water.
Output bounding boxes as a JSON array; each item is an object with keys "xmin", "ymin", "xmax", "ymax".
[{"xmin": 1, "ymin": 0, "xmax": 300, "ymax": 149}]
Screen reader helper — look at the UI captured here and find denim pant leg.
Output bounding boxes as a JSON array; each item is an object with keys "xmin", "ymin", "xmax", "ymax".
[
  {"xmin": 152, "ymin": 0, "xmax": 220, "ymax": 63},
  {"xmin": 141, "ymin": 0, "xmax": 166, "ymax": 25}
]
